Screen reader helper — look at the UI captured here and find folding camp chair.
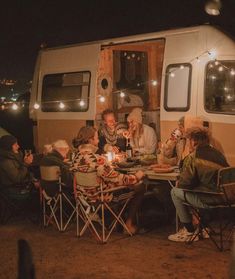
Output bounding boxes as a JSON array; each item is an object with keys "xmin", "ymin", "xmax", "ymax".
[
  {"xmin": 74, "ymin": 171, "xmax": 135, "ymax": 243},
  {"xmin": 40, "ymin": 166, "xmax": 76, "ymax": 231},
  {"xmin": 183, "ymin": 167, "xmax": 235, "ymax": 251}
]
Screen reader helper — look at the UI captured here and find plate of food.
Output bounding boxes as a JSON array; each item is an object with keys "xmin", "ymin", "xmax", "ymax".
[{"xmin": 150, "ymin": 164, "xmax": 175, "ymax": 173}]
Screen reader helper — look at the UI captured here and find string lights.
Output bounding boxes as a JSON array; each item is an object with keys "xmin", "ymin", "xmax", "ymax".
[{"xmin": 3, "ymin": 46, "xmax": 235, "ymax": 113}]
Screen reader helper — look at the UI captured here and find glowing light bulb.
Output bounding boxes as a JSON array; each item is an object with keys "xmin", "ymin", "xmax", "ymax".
[
  {"xmin": 59, "ymin": 102, "xmax": 65, "ymax": 109},
  {"xmin": 12, "ymin": 103, "xmax": 18, "ymax": 110},
  {"xmin": 215, "ymin": 60, "xmax": 219, "ymax": 66},
  {"xmin": 208, "ymin": 50, "xmax": 217, "ymax": 59},
  {"xmin": 99, "ymin": 96, "xmax": 105, "ymax": 103},
  {"xmin": 230, "ymin": 69, "xmax": 235, "ymax": 76},
  {"xmin": 79, "ymin": 100, "xmax": 85, "ymax": 107},
  {"xmin": 33, "ymin": 103, "xmax": 40, "ymax": 109},
  {"xmin": 218, "ymin": 66, "xmax": 223, "ymax": 71},
  {"xmin": 180, "ymin": 65, "xmax": 185, "ymax": 70},
  {"xmin": 152, "ymin": 80, "xmax": 158, "ymax": 86},
  {"xmin": 120, "ymin": 91, "xmax": 125, "ymax": 98},
  {"xmin": 170, "ymin": 72, "xmax": 175, "ymax": 78}
]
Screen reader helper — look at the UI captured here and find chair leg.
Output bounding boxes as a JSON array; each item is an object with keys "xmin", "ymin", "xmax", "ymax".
[{"xmin": 61, "ymin": 193, "xmax": 76, "ymax": 231}]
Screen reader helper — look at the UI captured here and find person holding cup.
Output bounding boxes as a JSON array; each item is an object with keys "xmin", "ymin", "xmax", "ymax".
[
  {"xmin": 98, "ymin": 109, "xmax": 127, "ymax": 154},
  {"xmin": 0, "ymin": 135, "xmax": 34, "ymax": 193}
]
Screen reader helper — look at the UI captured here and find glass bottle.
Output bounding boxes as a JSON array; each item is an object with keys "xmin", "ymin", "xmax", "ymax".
[{"xmin": 126, "ymin": 138, "xmax": 133, "ymax": 158}]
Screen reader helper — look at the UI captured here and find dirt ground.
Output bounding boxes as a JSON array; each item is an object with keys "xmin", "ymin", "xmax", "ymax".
[{"xmin": 0, "ymin": 219, "xmax": 232, "ymax": 279}]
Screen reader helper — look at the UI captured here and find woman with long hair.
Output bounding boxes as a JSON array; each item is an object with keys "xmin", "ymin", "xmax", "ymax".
[{"xmin": 72, "ymin": 126, "xmax": 145, "ymax": 234}]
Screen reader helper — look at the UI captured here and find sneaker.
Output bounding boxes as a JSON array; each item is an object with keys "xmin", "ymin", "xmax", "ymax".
[{"xmin": 168, "ymin": 228, "xmax": 199, "ymax": 242}]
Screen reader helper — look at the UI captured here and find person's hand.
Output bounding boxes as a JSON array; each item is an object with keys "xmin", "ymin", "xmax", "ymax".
[
  {"xmin": 112, "ymin": 146, "xmax": 120, "ymax": 154},
  {"xmin": 24, "ymin": 154, "xmax": 33, "ymax": 165},
  {"xmin": 123, "ymin": 130, "xmax": 131, "ymax": 139},
  {"xmin": 135, "ymin": 170, "xmax": 145, "ymax": 181}
]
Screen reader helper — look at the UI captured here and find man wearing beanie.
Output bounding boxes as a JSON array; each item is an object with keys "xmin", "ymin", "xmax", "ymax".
[
  {"xmin": 127, "ymin": 107, "xmax": 157, "ymax": 154},
  {"xmin": 0, "ymin": 135, "xmax": 33, "ymax": 193}
]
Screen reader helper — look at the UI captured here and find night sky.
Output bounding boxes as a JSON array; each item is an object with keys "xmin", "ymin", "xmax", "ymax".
[{"xmin": 1, "ymin": 0, "xmax": 235, "ymax": 80}]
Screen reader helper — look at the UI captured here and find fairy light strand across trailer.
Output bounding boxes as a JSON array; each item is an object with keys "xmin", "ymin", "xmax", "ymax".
[{"xmin": 29, "ymin": 25, "xmax": 235, "ymax": 165}]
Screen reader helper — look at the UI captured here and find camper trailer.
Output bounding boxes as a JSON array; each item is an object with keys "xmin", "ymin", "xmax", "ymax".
[{"xmin": 29, "ymin": 25, "xmax": 235, "ymax": 165}]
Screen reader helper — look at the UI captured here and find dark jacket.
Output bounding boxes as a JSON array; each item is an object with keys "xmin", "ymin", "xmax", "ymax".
[
  {"xmin": 40, "ymin": 150, "xmax": 73, "ymax": 196},
  {"xmin": 178, "ymin": 144, "xmax": 229, "ymax": 192},
  {"xmin": 0, "ymin": 148, "xmax": 32, "ymax": 188}
]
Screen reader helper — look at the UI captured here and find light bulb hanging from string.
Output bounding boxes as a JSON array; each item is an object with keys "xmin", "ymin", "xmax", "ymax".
[
  {"xmin": 120, "ymin": 91, "xmax": 125, "ymax": 98},
  {"xmin": 79, "ymin": 100, "xmax": 85, "ymax": 107},
  {"xmin": 33, "ymin": 103, "xmax": 40, "ymax": 109},
  {"xmin": 59, "ymin": 102, "xmax": 65, "ymax": 109},
  {"xmin": 218, "ymin": 66, "xmax": 224, "ymax": 72},
  {"xmin": 230, "ymin": 69, "xmax": 235, "ymax": 76},
  {"xmin": 99, "ymin": 96, "xmax": 105, "ymax": 103},
  {"xmin": 151, "ymin": 80, "xmax": 158, "ymax": 86},
  {"xmin": 12, "ymin": 103, "xmax": 19, "ymax": 110},
  {"xmin": 208, "ymin": 50, "xmax": 217, "ymax": 60}
]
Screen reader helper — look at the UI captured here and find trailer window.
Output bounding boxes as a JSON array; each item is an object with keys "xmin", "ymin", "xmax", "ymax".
[
  {"xmin": 164, "ymin": 64, "xmax": 191, "ymax": 111},
  {"xmin": 41, "ymin": 71, "xmax": 90, "ymax": 112},
  {"xmin": 205, "ymin": 61, "xmax": 235, "ymax": 115}
]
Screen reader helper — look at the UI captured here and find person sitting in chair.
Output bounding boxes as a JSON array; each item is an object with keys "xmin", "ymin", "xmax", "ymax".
[
  {"xmin": 72, "ymin": 126, "xmax": 145, "ymax": 234},
  {"xmin": 98, "ymin": 109, "xmax": 127, "ymax": 153},
  {"xmin": 126, "ymin": 107, "xmax": 157, "ymax": 155},
  {"xmin": 168, "ymin": 127, "xmax": 229, "ymax": 242},
  {"xmin": 0, "ymin": 135, "xmax": 34, "ymax": 195},
  {"xmin": 40, "ymin": 140, "xmax": 73, "ymax": 197}
]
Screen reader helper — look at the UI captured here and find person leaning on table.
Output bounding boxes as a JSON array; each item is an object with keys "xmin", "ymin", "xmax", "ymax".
[
  {"xmin": 98, "ymin": 109, "xmax": 127, "ymax": 154},
  {"xmin": 168, "ymin": 127, "xmax": 229, "ymax": 242},
  {"xmin": 72, "ymin": 126, "xmax": 145, "ymax": 234}
]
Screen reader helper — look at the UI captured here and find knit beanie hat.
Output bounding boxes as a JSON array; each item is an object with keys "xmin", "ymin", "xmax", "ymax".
[
  {"xmin": 127, "ymin": 108, "xmax": 143, "ymax": 124},
  {"xmin": 0, "ymin": 135, "xmax": 17, "ymax": 151}
]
